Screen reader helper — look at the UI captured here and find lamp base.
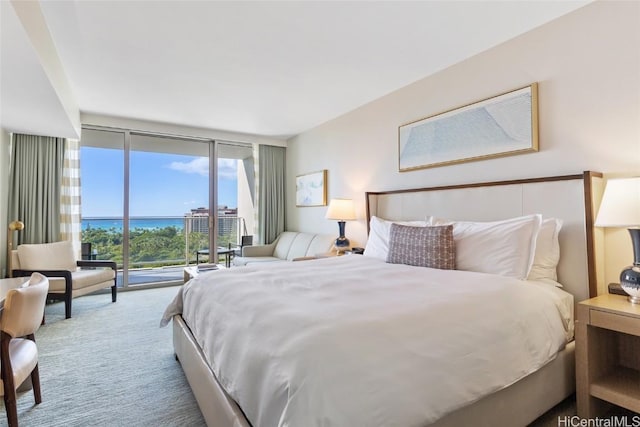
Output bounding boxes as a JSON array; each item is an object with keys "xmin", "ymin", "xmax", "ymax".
[
  {"xmin": 334, "ymin": 236, "xmax": 350, "ymax": 254},
  {"xmin": 334, "ymin": 221, "xmax": 350, "ymax": 254},
  {"xmin": 621, "ymin": 265, "xmax": 640, "ymax": 304}
]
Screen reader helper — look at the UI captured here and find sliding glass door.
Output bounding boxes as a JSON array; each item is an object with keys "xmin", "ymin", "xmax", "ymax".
[
  {"xmin": 80, "ymin": 127, "xmax": 255, "ymax": 288},
  {"xmin": 128, "ymin": 133, "xmax": 211, "ymax": 285}
]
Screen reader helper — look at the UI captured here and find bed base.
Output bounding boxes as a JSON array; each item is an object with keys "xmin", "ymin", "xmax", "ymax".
[
  {"xmin": 173, "ymin": 315, "xmax": 250, "ymax": 427},
  {"xmin": 174, "ymin": 313, "xmax": 575, "ymax": 427}
]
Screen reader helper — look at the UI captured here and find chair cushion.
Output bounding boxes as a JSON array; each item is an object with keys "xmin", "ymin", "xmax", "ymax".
[
  {"xmin": 47, "ymin": 268, "xmax": 115, "ymax": 292},
  {"xmin": 273, "ymin": 232, "xmax": 299, "ymax": 259},
  {"xmin": 286, "ymin": 233, "xmax": 316, "ymax": 260},
  {"xmin": 233, "ymin": 256, "xmax": 283, "ymax": 266},
  {"xmin": 305, "ymin": 234, "xmax": 335, "ymax": 257},
  {"xmin": 17, "ymin": 241, "xmax": 77, "ymax": 272},
  {"xmin": 0, "ymin": 339, "xmax": 38, "ymax": 395}
]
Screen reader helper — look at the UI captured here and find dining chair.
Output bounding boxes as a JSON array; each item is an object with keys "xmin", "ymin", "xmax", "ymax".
[{"xmin": 0, "ymin": 273, "xmax": 49, "ymax": 427}]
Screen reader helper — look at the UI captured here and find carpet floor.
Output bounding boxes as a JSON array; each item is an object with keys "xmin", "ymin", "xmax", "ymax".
[
  {"xmin": 2, "ymin": 286, "xmax": 205, "ymax": 427},
  {"xmin": 1, "ymin": 286, "xmax": 589, "ymax": 427}
]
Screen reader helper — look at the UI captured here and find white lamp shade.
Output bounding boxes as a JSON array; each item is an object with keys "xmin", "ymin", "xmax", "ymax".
[
  {"xmin": 595, "ymin": 177, "xmax": 640, "ymax": 227},
  {"xmin": 325, "ymin": 199, "xmax": 356, "ymax": 221}
]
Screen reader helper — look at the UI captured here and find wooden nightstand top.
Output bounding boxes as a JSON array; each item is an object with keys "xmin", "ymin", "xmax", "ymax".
[{"xmin": 579, "ymin": 294, "xmax": 640, "ymax": 320}]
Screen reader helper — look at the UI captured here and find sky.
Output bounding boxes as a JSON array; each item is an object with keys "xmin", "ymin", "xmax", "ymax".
[{"xmin": 81, "ymin": 147, "xmax": 238, "ymax": 217}]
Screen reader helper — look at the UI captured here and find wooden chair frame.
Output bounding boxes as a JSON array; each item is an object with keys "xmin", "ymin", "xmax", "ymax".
[
  {"xmin": 13, "ymin": 260, "xmax": 117, "ymax": 319},
  {"xmin": 0, "ymin": 331, "xmax": 42, "ymax": 427}
]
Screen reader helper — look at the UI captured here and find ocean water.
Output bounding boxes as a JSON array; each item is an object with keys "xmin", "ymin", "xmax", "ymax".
[{"xmin": 82, "ymin": 217, "xmax": 184, "ymax": 231}]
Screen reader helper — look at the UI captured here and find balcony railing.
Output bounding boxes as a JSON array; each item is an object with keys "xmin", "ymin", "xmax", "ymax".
[{"xmin": 81, "ymin": 215, "xmax": 246, "ymax": 285}]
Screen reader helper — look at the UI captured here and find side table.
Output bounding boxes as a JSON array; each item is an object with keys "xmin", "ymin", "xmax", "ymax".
[
  {"xmin": 183, "ymin": 264, "xmax": 218, "ymax": 284},
  {"xmin": 576, "ymin": 294, "xmax": 640, "ymax": 417}
]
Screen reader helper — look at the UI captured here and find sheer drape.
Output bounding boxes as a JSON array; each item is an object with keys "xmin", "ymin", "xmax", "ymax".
[
  {"xmin": 8, "ymin": 134, "xmax": 65, "ymax": 244},
  {"xmin": 257, "ymin": 145, "xmax": 286, "ymax": 244},
  {"xmin": 60, "ymin": 138, "xmax": 82, "ymax": 255}
]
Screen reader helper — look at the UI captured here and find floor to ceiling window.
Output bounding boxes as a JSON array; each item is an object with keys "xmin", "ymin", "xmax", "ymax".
[
  {"xmin": 80, "ymin": 127, "xmax": 255, "ymax": 288},
  {"xmin": 80, "ymin": 128, "xmax": 125, "ymax": 285},
  {"xmin": 128, "ymin": 133, "xmax": 211, "ymax": 285}
]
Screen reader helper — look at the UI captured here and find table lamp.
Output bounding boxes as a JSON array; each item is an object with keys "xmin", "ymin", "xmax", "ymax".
[
  {"xmin": 6, "ymin": 220, "xmax": 25, "ymax": 278},
  {"xmin": 595, "ymin": 177, "xmax": 640, "ymax": 303},
  {"xmin": 325, "ymin": 199, "xmax": 356, "ymax": 253}
]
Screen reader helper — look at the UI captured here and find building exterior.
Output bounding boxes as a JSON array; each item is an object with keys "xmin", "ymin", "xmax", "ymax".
[{"xmin": 184, "ymin": 207, "xmax": 239, "ymax": 238}]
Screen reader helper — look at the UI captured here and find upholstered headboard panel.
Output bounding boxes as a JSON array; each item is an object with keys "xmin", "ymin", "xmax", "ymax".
[{"xmin": 366, "ymin": 172, "xmax": 604, "ymax": 302}]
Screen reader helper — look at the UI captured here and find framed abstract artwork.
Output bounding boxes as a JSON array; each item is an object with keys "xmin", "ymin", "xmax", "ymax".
[
  {"xmin": 296, "ymin": 170, "xmax": 327, "ymax": 207},
  {"xmin": 398, "ymin": 83, "xmax": 539, "ymax": 171}
]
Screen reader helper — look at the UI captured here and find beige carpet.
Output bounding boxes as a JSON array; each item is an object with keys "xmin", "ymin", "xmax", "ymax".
[{"xmin": 2, "ymin": 286, "xmax": 205, "ymax": 427}]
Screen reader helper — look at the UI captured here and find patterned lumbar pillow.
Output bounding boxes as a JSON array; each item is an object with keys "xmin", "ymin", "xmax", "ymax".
[{"xmin": 387, "ymin": 224, "xmax": 456, "ymax": 270}]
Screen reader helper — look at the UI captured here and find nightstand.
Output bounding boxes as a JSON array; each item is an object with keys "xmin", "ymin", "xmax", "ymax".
[{"xmin": 576, "ymin": 294, "xmax": 640, "ymax": 418}]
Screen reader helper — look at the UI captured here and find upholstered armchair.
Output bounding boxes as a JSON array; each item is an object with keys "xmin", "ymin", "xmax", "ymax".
[
  {"xmin": 11, "ymin": 241, "xmax": 117, "ymax": 319},
  {"xmin": 1, "ymin": 273, "xmax": 49, "ymax": 426}
]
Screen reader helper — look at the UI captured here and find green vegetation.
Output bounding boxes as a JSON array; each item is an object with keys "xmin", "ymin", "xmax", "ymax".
[{"xmin": 82, "ymin": 226, "xmax": 234, "ymax": 268}]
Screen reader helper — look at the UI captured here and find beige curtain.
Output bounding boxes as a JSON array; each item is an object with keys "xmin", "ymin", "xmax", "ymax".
[
  {"xmin": 60, "ymin": 138, "xmax": 82, "ymax": 256},
  {"xmin": 257, "ymin": 145, "xmax": 286, "ymax": 244},
  {"xmin": 8, "ymin": 134, "xmax": 65, "ymax": 244}
]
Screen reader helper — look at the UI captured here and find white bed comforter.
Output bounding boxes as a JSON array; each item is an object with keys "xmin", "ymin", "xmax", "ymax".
[{"xmin": 163, "ymin": 255, "xmax": 571, "ymax": 427}]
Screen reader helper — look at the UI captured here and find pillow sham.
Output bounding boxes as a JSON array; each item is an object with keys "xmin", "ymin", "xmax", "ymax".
[
  {"xmin": 364, "ymin": 216, "xmax": 429, "ymax": 261},
  {"xmin": 387, "ymin": 224, "xmax": 456, "ymax": 270},
  {"xmin": 528, "ymin": 218, "xmax": 563, "ymax": 283},
  {"xmin": 430, "ymin": 214, "xmax": 542, "ymax": 279}
]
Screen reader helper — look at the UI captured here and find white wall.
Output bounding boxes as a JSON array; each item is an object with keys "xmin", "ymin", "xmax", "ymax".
[
  {"xmin": 287, "ymin": 1, "xmax": 640, "ymax": 287},
  {"xmin": 0, "ymin": 129, "xmax": 10, "ymax": 277}
]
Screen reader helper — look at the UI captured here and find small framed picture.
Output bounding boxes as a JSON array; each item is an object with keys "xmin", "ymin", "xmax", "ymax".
[{"xmin": 296, "ymin": 170, "xmax": 327, "ymax": 207}]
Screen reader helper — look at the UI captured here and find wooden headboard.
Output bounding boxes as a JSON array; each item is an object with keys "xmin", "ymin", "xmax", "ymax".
[{"xmin": 365, "ymin": 171, "xmax": 604, "ymax": 301}]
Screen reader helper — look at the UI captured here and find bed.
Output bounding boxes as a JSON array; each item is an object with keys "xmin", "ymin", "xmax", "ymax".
[{"xmin": 164, "ymin": 171, "xmax": 604, "ymax": 427}]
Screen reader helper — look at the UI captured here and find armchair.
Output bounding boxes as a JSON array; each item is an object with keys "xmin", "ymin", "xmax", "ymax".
[
  {"xmin": 11, "ymin": 241, "xmax": 117, "ymax": 319},
  {"xmin": 1, "ymin": 272, "xmax": 49, "ymax": 426}
]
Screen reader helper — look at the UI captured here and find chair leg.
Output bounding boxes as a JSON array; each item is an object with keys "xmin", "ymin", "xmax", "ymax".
[
  {"xmin": 2, "ymin": 334, "xmax": 18, "ymax": 426},
  {"xmin": 64, "ymin": 294, "xmax": 72, "ymax": 319},
  {"xmin": 111, "ymin": 284, "xmax": 117, "ymax": 303},
  {"xmin": 3, "ymin": 388, "xmax": 18, "ymax": 427},
  {"xmin": 31, "ymin": 364, "xmax": 42, "ymax": 404}
]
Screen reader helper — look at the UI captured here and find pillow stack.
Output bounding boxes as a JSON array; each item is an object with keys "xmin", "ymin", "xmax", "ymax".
[{"xmin": 364, "ymin": 214, "xmax": 563, "ymax": 283}]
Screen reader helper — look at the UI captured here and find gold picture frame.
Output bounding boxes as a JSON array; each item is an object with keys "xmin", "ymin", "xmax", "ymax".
[
  {"xmin": 296, "ymin": 170, "xmax": 327, "ymax": 207},
  {"xmin": 398, "ymin": 83, "xmax": 539, "ymax": 171}
]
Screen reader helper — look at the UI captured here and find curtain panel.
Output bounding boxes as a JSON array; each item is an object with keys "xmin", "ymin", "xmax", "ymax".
[
  {"xmin": 257, "ymin": 145, "xmax": 286, "ymax": 244},
  {"xmin": 60, "ymin": 138, "xmax": 82, "ymax": 255},
  {"xmin": 8, "ymin": 134, "xmax": 65, "ymax": 244}
]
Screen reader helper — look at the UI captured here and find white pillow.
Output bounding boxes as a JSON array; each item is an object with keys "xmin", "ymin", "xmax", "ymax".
[
  {"xmin": 431, "ymin": 214, "xmax": 542, "ymax": 279},
  {"xmin": 528, "ymin": 218, "xmax": 563, "ymax": 283},
  {"xmin": 364, "ymin": 216, "xmax": 428, "ymax": 261},
  {"xmin": 17, "ymin": 241, "xmax": 77, "ymax": 272}
]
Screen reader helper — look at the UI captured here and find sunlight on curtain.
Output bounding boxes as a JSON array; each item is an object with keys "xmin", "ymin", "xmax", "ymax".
[
  {"xmin": 60, "ymin": 138, "xmax": 82, "ymax": 256},
  {"xmin": 8, "ymin": 133, "xmax": 65, "ymax": 244}
]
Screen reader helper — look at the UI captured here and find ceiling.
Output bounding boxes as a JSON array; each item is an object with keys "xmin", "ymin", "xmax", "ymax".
[{"xmin": 1, "ymin": 1, "xmax": 591, "ymax": 140}]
